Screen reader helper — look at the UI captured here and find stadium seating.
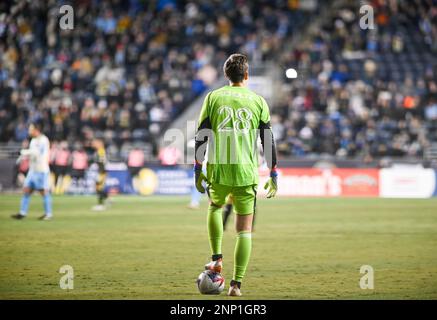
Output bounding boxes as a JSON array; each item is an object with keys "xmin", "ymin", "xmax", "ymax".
[
  {"xmin": 0, "ymin": 0, "xmax": 312, "ymax": 161},
  {"xmin": 273, "ymin": 0, "xmax": 437, "ymax": 159},
  {"xmin": 0, "ymin": 0, "xmax": 436, "ymax": 163}
]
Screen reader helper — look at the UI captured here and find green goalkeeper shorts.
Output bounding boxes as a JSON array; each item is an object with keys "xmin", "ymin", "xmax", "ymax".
[{"xmin": 207, "ymin": 183, "xmax": 257, "ymax": 215}]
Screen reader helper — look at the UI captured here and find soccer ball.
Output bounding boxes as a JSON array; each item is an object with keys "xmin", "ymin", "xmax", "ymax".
[{"xmin": 197, "ymin": 270, "xmax": 225, "ymax": 294}]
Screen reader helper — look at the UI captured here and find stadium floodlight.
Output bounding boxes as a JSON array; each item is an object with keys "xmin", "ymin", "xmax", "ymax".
[{"xmin": 285, "ymin": 68, "xmax": 298, "ymax": 79}]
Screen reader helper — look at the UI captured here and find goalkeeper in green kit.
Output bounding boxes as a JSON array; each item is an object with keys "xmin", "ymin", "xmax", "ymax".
[{"xmin": 194, "ymin": 53, "xmax": 278, "ymax": 296}]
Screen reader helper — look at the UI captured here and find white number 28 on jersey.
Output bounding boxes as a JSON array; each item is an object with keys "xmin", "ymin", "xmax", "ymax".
[{"xmin": 217, "ymin": 106, "xmax": 253, "ymax": 133}]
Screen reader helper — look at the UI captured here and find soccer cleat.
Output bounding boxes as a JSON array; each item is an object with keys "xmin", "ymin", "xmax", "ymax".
[
  {"xmin": 11, "ymin": 213, "xmax": 26, "ymax": 220},
  {"xmin": 92, "ymin": 204, "xmax": 106, "ymax": 211},
  {"xmin": 38, "ymin": 215, "xmax": 52, "ymax": 221},
  {"xmin": 227, "ymin": 285, "xmax": 242, "ymax": 297},
  {"xmin": 204, "ymin": 258, "xmax": 223, "ymax": 273},
  {"xmin": 187, "ymin": 203, "xmax": 200, "ymax": 210}
]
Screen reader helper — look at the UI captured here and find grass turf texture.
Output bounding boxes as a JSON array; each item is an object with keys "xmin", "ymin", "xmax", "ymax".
[{"xmin": 0, "ymin": 195, "xmax": 436, "ymax": 299}]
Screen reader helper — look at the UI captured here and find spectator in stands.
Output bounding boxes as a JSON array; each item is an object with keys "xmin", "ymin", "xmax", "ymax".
[
  {"xmin": 127, "ymin": 146, "xmax": 145, "ymax": 179},
  {"xmin": 70, "ymin": 144, "xmax": 89, "ymax": 190},
  {"xmin": 52, "ymin": 141, "xmax": 71, "ymax": 194},
  {"xmin": 425, "ymin": 98, "xmax": 437, "ymax": 121},
  {"xmin": 158, "ymin": 146, "xmax": 183, "ymax": 166}
]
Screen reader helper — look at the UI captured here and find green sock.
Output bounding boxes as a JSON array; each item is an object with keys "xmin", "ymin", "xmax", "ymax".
[
  {"xmin": 233, "ymin": 231, "xmax": 252, "ymax": 282},
  {"xmin": 207, "ymin": 205, "xmax": 223, "ymax": 256}
]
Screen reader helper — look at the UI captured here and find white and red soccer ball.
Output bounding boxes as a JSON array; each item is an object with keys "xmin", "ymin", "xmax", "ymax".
[{"xmin": 197, "ymin": 270, "xmax": 225, "ymax": 294}]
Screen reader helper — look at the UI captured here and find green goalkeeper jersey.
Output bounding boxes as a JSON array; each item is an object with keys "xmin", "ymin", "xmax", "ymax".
[{"xmin": 196, "ymin": 85, "xmax": 271, "ymax": 187}]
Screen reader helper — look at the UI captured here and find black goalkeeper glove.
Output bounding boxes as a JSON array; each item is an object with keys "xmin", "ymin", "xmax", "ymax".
[{"xmin": 194, "ymin": 162, "xmax": 208, "ymax": 193}]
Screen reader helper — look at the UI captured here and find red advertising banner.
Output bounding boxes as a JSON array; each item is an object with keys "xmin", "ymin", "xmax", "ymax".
[
  {"xmin": 332, "ymin": 169, "xmax": 379, "ymax": 197},
  {"xmin": 259, "ymin": 168, "xmax": 379, "ymax": 197}
]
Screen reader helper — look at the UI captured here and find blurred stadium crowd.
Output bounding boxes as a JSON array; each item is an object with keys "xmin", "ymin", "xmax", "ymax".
[
  {"xmin": 273, "ymin": 0, "xmax": 437, "ymax": 159},
  {"xmin": 0, "ymin": 0, "xmax": 436, "ymax": 164},
  {"xmin": 0, "ymin": 0, "xmax": 308, "ymax": 161}
]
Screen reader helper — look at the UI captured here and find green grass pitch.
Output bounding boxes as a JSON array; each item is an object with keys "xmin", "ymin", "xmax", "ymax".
[{"xmin": 0, "ymin": 195, "xmax": 436, "ymax": 299}]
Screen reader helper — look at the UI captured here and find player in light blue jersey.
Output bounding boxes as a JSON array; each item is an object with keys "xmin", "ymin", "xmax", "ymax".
[{"xmin": 11, "ymin": 122, "xmax": 53, "ymax": 221}]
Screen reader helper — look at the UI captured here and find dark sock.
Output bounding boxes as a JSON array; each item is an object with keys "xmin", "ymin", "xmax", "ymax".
[
  {"xmin": 230, "ymin": 280, "xmax": 241, "ymax": 289},
  {"xmin": 212, "ymin": 254, "xmax": 223, "ymax": 261},
  {"xmin": 98, "ymin": 191, "xmax": 108, "ymax": 205}
]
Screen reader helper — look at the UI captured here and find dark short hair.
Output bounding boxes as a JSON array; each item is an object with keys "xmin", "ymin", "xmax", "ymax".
[
  {"xmin": 30, "ymin": 121, "xmax": 43, "ymax": 132},
  {"xmin": 223, "ymin": 54, "xmax": 249, "ymax": 83}
]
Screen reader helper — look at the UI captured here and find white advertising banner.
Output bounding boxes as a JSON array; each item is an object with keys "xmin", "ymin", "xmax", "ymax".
[{"xmin": 379, "ymin": 168, "xmax": 436, "ymax": 198}]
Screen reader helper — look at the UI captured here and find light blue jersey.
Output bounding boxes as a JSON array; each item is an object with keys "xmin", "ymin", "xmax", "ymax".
[{"xmin": 21, "ymin": 134, "xmax": 50, "ymax": 191}]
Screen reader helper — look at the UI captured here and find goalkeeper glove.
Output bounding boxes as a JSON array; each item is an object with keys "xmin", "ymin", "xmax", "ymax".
[
  {"xmin": 264, "ymin": 169, "xmax": 278, "ymax": 198},
  {"xmin": 194, "ymin": 162, "xmax": 208, "ymax": 193}
]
